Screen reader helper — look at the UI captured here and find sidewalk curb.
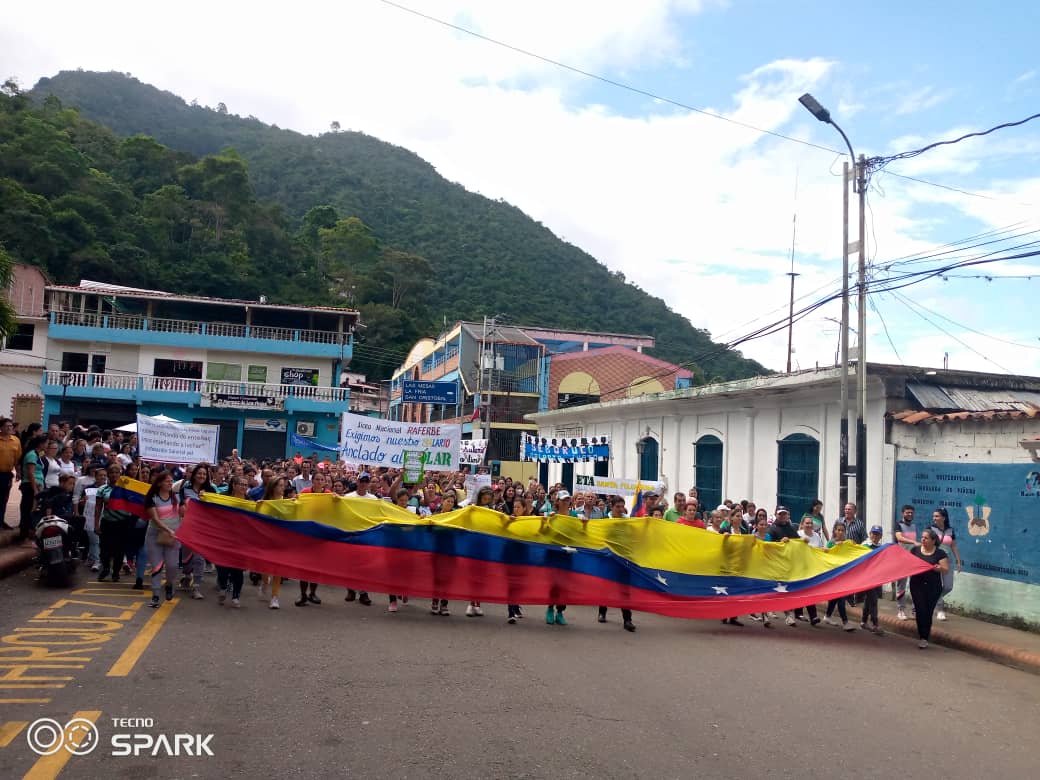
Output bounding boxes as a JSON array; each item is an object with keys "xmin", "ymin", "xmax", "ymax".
[
  {"xmin": 850, "ymin": 607, "xmax": 1040, "ymax": 675},
  {"xmin": 0, "ymin": 544, "xmax": 37, "ymax": 579}
]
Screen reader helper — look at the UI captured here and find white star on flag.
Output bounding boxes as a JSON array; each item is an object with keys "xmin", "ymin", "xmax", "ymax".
[
  {"xmin": 773, "ymin": 583, "xmax": 789, "ymax": 593},
  {"xmin": 561, "ymin": 546, "xmax": 577, "ymax": 554},
  {"xmin": 655, "ymin": 573, "xmax": 668, "ymax": 586},
  {"xmin": 712, "ymin": 586, "xmax": 728, "ymax": 595}
]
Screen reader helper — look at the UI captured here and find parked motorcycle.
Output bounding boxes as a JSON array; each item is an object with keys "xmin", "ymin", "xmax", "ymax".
[{"xmin": 35, "ymin": 512, "xmax": 77, "ymax": 586}]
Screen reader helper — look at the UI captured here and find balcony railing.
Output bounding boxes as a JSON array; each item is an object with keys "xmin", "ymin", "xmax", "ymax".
[
  {"xmin": 45, "ymin": 371, "xmax": 349, "ymax": 403},
  {"xmin": 51, "ymin": 310, "xmax": 349, "ymax": 346}
]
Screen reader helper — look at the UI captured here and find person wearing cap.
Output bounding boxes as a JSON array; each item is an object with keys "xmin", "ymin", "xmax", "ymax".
[
  {"xmin": 343, "ymin": 472, "xmax": 379, "ymax": 606},
  {"xmin": 858, "ymin": 525, "xmax": 885, "ymax": 634},
  {"xmin": 768, "ymin": 507, "xmax": 816, "ymax": 626},
  {"xmin": 543, "ymin": 490, "xmax": 578, "ymax": 626}
]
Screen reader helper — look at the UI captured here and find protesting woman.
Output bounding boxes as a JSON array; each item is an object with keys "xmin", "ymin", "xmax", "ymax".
[
  {"xmin": 930, "ymin": 508, "xmax": 962, "ymax": 621},
  {"xmin": 144, "ymin": 471, "xmax": 181, "ymax": 608},
  {"xmin": 178, "ymin": 464, "xmax": 215, "ymax": 599},
  {"xmin": 908, "ymin": 528, "xmax": 949, "ymax": 648},
  {"xmin": 216, "ymin": 476, "xmax": 249, "ymax": 608},
  {"xmin": 258, "ymin": 476, "xmax": 287, "ymax": 609}
]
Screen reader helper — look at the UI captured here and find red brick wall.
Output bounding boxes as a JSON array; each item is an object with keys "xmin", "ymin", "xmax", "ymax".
[{"xmin": 549, "ymin": 352, "xmax": 683, "ymax": 409}]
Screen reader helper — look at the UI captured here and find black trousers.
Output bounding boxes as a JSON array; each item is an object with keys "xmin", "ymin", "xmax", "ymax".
[
  {"xmin": 98, "ymin": 520, "xmax": 126, "ymax": 577},
  {"xmin": 910, "ymin": 577, "xmax": 942, "ymax": 640},
  {"xmin": 861, "ymin": 589, "xmax": 880, "ymax": 626},
  {"xmin": 19, "ymin": 483, "xmax": 36, "ymax": 538},
  {"xmin": 217, "ymin": 566, "xmax": 244, "ymax": 599},
  {"xmin": 826, "ymin": 598, "xmax": 848, "ymax": 621},
  {"xmin": 598, "ymin": 606, "xmax": 633, "ymax": 622}
]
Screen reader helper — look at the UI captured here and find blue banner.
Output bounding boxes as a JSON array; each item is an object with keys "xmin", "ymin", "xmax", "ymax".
[
  {"xmin": 522, "ymin": 435, "xmax": 610, "ymax": 463},
  {"xmin": 402, "ymin": 380, "xmax": 458, "ymax": 404},
  {"xmin": 894, "ymin": 460, "xmax": 1040, "ymax": 586},
  {"xmin": 290, "ymin": 431, "xmax": 341, "ymax": 453}
]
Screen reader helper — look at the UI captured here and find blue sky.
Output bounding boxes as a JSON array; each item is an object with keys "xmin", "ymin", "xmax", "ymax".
[{"xmin": 2, "ymin": 0, "xmax": 1039, "ymax": 374}]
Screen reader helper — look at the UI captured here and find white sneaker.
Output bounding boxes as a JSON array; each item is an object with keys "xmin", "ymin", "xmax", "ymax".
[
  {"xmin": 465, "ymin": 604, "xmax": 475, "ymax": 617},
  {"xmin": 473, "ymin": 605, "xmax": 483, "ymax": 617},
  {"xmin": 90, "ymin": 562, "xmax": 101, "ymax": 572},
  {"xmin": 269, "ymin": 597, "xmax": 280, "ymax": 609},
  {"xmin": 897, "ymin": 609, "xmax": 907, "ymax": 621},
  {"xmin": 825, "ymin": 616, "xmax": 840, "ymax": 626},
  {"xmin": 388, "ymin": 601, "xmax": 398, "ymax": 613},
  {"xmin": 918, "ymin": 639, "xmax": 928, "ymax": 649},
  {"xmin": 842, "ymin": 621, "xmax": 857, "ymax": 631},
  {"xmin": 936, "ymin": 610, "xmax": 947, "ymax": 621},
  {"xmin": 786, "ymin": 614, "xmax": 797, "ymax": 627},
  {"xmin": 231, "ymin": 598, "xmax": 240, "ymax": 609},
  {"xmin": 191, "ymin": 587, "xmax": 204, "ymax": 600}
]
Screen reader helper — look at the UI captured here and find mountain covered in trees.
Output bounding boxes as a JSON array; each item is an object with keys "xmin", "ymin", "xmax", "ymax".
[{"xmin": 3, "ymin": 69, "xmax": 766, "ymax": 381}]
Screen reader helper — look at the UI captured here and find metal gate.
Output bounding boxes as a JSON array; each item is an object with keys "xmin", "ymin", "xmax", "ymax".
[
  {"xmin": 776, "ymin": 433, "xmax": 820, "ymax": 516},
  {"xmin": 695, "ymin": 435, "xmax": 723, "ymax": 510}
]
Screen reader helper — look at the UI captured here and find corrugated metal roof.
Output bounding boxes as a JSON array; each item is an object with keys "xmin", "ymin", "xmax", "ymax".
[
  {"xmin": 459, "ymin": 322, "xmax": 539, "ymax": 345},
  {"xmin": 907, "ymin": 382, "xmax": 1040, "ymax": 412}
]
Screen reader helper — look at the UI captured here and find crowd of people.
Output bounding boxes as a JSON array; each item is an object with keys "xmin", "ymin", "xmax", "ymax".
[{"xmin": 0, "ymin": 418, "xmax": 958, "ymax": 647}]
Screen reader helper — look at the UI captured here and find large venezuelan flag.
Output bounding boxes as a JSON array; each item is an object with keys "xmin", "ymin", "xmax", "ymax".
[
  {"xmin": 107, "ymin": 476, "xmax": 149, "ymax": 519},
  {"xmin": 178, "ymin": 495, "xmax": 931, "ymax": 619}
]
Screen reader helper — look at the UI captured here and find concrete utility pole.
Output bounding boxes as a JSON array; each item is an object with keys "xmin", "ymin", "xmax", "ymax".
[
  {"xmin": 855, "ymin": 154, "xmax": 868, "ymax": 514},
  {"xmin": 799, "ymin": 93, "xmax": 867, "ymax": 513}
]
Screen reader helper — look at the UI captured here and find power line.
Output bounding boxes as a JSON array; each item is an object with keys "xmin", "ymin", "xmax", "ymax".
[
  {"xmin": 887, "ymin": 292, "xmax": 1040, "ymax": 351},
  {"xmin": 374, "ymin": 0, "xmax": 842, "ymax": 155},
  {"xmin": 873, "ymin": 111, "xmax": 1040, "ymax": 166},
  {"xmin": 878, "ymin": 170, "xmax": 1037, "ymax": 207},
  {"xmin": 868, "ymin": 296, "xmax": 905, "ymax": 365},
  {"xmin": 887, "ymin": 291, "xmax": 1019, "ymax": 375}
]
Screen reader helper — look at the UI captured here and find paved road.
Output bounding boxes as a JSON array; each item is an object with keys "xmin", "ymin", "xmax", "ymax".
[{"xmin": 1, "ymin": 566, "xmax": 1038, "ymax": 779}]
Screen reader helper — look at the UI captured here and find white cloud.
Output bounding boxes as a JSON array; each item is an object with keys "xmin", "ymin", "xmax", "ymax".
[
  {"xmin": 1, "ymin": 1, "xmax": 1037, "ymax": 378},
  {"xmin": 892, "ymin": 86, "xmax": 954, "ymax": 116}
]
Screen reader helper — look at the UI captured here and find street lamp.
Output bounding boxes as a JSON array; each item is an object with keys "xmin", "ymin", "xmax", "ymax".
[{"xmin": 799, "ymin": 92, "xmax": 868, "ymax": 515}]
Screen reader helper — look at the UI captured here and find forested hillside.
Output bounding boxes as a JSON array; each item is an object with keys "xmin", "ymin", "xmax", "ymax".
[{"xmin": 14, "ymin": 70, "xmax": 766, "ymax": 381}]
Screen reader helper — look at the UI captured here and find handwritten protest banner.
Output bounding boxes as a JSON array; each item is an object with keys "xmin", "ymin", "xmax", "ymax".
[
  {"xmin": 340, "ymin": 411, "xmax": 461, "ymax": 469},
  {"xmin": 574, "ymin": 474, "xmax": 666, "ymax": 497},
  {"xmin": 137, "ymin": 414, "xmax": 219, "ymax": 464},
  {"xmin": 463, "ymin": 473, "xmax": 492, "ymax": 504},
  {"xmin": 460, "ymin": 438, "xmax": 488, "ymax": 466}
]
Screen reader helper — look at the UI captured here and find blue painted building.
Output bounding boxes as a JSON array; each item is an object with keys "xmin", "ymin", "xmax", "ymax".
[{"xmin": 42, "ymin": 280, "xmax": 358, "ymax": 461}]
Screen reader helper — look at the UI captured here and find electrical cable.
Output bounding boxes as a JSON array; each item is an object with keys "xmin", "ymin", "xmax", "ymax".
[
  {"xmin": 887, "ymin": 291, "xmax": 1020, "ymax": 375},
  {"xmin": 873, "ymin": 111, "xmax": 1040, "ymax": 166},
  {"xmin": 374, "ymin": 0, "xmax": 842, "ymax": 155},
  {"xmin": 887, "ymin": 292, "xmax": 1040, "ymax": 351}
]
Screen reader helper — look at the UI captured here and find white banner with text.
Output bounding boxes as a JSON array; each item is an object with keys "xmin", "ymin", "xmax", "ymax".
[
  {"xmin": 137, "ymin": 414, "xmax": 220, "ymax": 465},
  {"xmin": 340, "ymin": 412, "xmax": 461, "ymax": 469}
]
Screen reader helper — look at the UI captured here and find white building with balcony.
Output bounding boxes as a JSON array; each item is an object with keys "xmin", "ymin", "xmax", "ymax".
[{"xmin": 42, "ymin": 280, "xmax": 359, "ymax": 461}]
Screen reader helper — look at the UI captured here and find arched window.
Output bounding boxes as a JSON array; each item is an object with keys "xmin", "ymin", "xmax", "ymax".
[
  {"xmin": 777, "ymin": 433, "xmax": 820, "ymax": 517},
  {"xmin": 637, "ymin": 437, "xmax": 658, "ymax": 481},
  {"xmin": 694, "ymin": 435, "xmax": 723, "ymax": 510}
]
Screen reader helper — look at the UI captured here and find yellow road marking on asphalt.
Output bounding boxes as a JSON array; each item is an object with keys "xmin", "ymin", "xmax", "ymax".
[
  {"xmin": 0, "ymin": 699, "xmax": 51, "ymax": 704},
  {"xmin": 0, "ymin": 720, "xmax": 28, "ymax": 747},
  {"xmin": 106, "ymin": 598, "xmax": 180, "ymax": 677},
  {"xmin": 22, "ymin": 709, "xmax": 102, "ymax": 780}
]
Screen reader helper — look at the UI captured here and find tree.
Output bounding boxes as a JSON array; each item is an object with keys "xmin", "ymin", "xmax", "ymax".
[
  {"xmin": 0, "ymin": 244, "xmax": 15, "ymax": 339},
  {"xmin": 375, "ymin": 248, "xmax": 432, "ymax": 309},
  {"xmin": 330, "ymin": 121, "xmax": 341, "ymax": 132},
  {"xmin": 316, "ymin": 216, "xmax": 377, "ymax": 284},
  {"xmin": 217, "ymin": 102, "xmax": 228, "ymax": 115}
]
